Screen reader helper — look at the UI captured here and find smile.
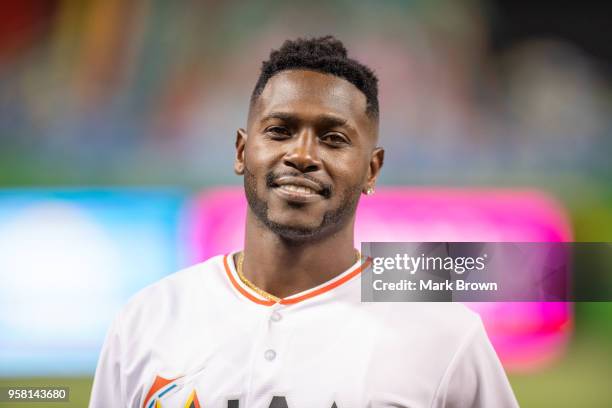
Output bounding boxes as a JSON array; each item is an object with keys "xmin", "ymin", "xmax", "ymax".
[
  {"xmin": 272, "ymin": 181, "xmax": 325, "ymax": 203},
  {"xmin": 278, "ymin": 184, "xmax": 318, "ymax": 195},
  {"xmin": 269, "ymin": 175, "xmax": 330, "ymax": 203}
]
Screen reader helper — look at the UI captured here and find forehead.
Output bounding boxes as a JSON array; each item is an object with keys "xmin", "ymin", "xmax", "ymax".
[{"xmin": 251, "ymin": 70, "xmax": 372, "ymax": 130}]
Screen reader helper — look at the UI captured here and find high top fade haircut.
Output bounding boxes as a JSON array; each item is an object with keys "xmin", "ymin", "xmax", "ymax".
[{"xmin": 251, "ymin": 35, "xmax": 379, "ymax": 120}]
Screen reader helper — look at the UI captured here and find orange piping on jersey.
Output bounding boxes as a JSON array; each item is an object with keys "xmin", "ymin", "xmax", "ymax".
[
  {"xmin": 142, "ymin": 375, "xmax": 179, "ymax": 408},
  {"xmin": 223, "ymin": 254, "xmax": 371, "ymax": 306},
  {"xmin": 223, "ymin": 255, "xmax": 276, "ymax": 306},
  {"xmin": 280, "ymin": 257, "xmax": 372, "ymax": 305}
]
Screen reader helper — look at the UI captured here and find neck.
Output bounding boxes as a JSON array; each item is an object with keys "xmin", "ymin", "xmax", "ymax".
[{"xmin": 240, "ymin": 209, "xmax": 357, "ymax": 299}]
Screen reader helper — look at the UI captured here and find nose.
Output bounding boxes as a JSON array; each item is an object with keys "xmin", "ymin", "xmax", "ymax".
[{"xmin": 283, "ymin": 129, "xmax": 322, "ymax": 173}]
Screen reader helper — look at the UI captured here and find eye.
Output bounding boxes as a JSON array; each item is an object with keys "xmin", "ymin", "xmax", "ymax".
[
  {"xmin": 265, "ymin": 126, "xmax": 291, "ymax": 139},
  {"xmin": 321, "ymin": 132, "xmax": 349, "ymax": 146}
]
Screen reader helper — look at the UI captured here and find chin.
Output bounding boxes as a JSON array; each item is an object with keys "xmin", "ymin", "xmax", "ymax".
[
  {"xmin": 264, "ymin": 216, "xmax": 326, "ymax": 242},
  {"xmin": 267, "ymin": 203, "xmax": 325, "ymax": 227},
  {"xmin": 269, "ymin": 217, "xmax": 320, "ymax": 234},
  {"xmin": 272, "ymin": 224, "xmax": 321, "ymax": 242}
]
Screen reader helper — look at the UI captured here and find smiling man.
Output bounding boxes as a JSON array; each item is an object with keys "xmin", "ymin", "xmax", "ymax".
[{"xmin": 90, "ymin": 36, "xmax": 518, "ymax": 408}]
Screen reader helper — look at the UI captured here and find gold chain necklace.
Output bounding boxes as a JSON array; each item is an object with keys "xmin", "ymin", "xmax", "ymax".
[
  {"xmin": 236, "ymin": 250, "xmax": 362, "ymax": 303},
  {"xmin": 236, "ymin": 251, "xmax": 281, "ymax": 302}
]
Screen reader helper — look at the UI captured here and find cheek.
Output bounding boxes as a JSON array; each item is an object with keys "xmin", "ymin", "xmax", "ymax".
[
  {"xmin": 245, "ymin": 142, "xmax": 272, "ymax": 172},
  {"xmin": 326, "ymin": 157, "xmax": 369, "ymax": 188},
  {"xmin": 244, "ymin": 141, "xmax": 281, "ymax": 188}
]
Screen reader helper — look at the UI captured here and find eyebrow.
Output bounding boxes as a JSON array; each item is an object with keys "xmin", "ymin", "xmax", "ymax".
[{"xmin": 261, "ymin": 111, "xmax": 354, "ymax": 131}]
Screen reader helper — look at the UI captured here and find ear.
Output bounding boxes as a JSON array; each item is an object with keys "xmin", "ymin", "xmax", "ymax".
[
  {"xmin": 363, "ymin": 147, "xmax": 384, "ymax": 194},
  {"xmin": 234, "ymin": 128, "xmax": 248, "ymax": 175}
]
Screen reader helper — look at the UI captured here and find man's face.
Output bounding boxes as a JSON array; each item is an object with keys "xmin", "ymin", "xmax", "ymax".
[{"xmin": 235, "ymin": 69, "xmax": 383, "ymax": 241}]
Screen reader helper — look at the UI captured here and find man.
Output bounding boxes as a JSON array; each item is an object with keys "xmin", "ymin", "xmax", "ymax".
[{"xmin": 90, "ymin": 36, "xmax": 518, "ymax": 407}]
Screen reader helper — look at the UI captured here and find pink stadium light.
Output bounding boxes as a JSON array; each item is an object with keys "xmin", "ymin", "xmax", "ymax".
[{"xmin": 185, "ymin": 187, "xmax": 573, "ymax": 372}]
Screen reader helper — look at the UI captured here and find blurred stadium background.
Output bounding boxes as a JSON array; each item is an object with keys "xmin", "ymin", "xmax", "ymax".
[{"xmin": 1, "ymin": 0, "xmax": 611, "ymax": 406}]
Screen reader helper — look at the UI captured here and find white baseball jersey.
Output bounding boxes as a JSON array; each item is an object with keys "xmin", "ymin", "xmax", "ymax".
[{"xmin": 89, "ymin": 253, "xmax": 519, "ymax": 408}]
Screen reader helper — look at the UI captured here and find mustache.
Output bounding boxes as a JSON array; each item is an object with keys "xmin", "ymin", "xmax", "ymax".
[{"xmin": 266, "ymin": 171, "xmax": 332, "ymax": 198}]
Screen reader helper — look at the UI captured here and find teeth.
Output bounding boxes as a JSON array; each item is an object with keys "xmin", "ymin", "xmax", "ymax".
[{"xmin": 279, "ymin": 184, "xmax": 317, "ymax": 194}]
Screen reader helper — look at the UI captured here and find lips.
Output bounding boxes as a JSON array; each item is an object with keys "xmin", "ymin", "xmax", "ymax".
[
  {"xmin": 277, "ymin": 184, "xmax": 319, "ymax": 195},
  {"xmin": 273, "ymin": 176, "xmax": 324, "ymax": 195},
  {"xmin": 270, "ymin": 175, "xmax": 329, "ymax": 203}
]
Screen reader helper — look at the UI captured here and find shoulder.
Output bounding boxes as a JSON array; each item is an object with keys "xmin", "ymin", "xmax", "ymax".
[
  {"xmin": 427, "ymin": 304, "xmax": 518, "ymax": 406},
  {"xmin": 374, "ymin": 302, "xmax": 482, "ymax": 344},
  {"xmin": 114, "ymin": 254, "xmax": 228, "ymax": 333},
  {"xmin": 364, "ymin": 303, "xmax": 502, "ymax": 403},
  {"xmin": 365, "ymin": 302, "xmax": 484, "ymax": 380},
  {"xmin": 129, "ymin": 254, "xmax": 226, "ymax": 304}
]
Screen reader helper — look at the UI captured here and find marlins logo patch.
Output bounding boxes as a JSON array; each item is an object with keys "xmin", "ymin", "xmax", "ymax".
[
  {"xmin": 184, "ymin": 390, "xmax": 202, "ymax": 408},
  {"xmin": 142, "ymin": 375, "xmax": 201, "ymax": 408}
]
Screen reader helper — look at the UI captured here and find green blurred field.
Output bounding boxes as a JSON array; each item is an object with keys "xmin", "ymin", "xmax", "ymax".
[
  {"xmin": 1, "ymin": 332, "xmax": 611, "ymax": 408},
  {"xmin": 510, "ymin": 335, "xmax": 612, "ymax": 407}
]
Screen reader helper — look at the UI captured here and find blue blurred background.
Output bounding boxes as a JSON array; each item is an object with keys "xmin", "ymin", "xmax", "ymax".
[{"xmin": 0, "ymin": 0, "xmax": 611, "ymax": 406}]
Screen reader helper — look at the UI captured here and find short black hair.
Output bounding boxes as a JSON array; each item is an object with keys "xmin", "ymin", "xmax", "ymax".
[{"xmin": 251, "ymin": 35, "xmax": 379, "ymax": 119}]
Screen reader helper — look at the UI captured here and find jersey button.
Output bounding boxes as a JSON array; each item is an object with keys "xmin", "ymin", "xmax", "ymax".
[
  {"xmin": 264, "ymin": 349, "xmax": 277, "ymax": 361},
  {"xmin": 270, "ymin": 312, "xmax": 282, "ymax": 322}
]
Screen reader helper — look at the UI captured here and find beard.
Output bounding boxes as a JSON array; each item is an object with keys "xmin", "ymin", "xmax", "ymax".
[{"xmin": 243, "ymin": 165, "xmax": 361, "ymax": 243}]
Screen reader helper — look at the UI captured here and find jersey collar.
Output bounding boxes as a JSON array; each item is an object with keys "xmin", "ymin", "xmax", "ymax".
[{"xmin": 223, "ymin": 252, "xmax": 371, "ymax": 306}]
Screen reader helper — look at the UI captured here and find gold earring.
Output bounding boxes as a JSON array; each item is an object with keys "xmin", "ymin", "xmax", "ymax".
[{"xmin": 366, "ymin": 187, "xmax": 374, "ymax": 195}]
